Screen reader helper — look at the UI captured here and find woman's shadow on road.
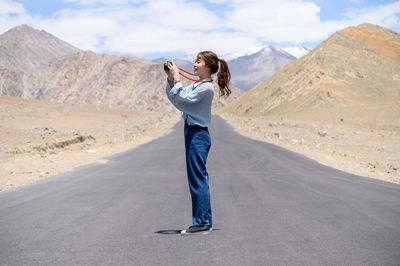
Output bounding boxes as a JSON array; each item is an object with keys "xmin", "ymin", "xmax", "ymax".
[
  {"xmin": 154, "ymin": 229, "xmax": 220, "ymax": 234},
  {"xmin": 154, "ymin": 229, "xmax": 182, "ymax": 234}
]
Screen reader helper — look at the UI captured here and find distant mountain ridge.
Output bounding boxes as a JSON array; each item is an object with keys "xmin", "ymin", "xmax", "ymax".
[
  {"xmin": 228, "ymin": 46, "xmax": 296, "ymax": 91},
  {"xmin": 157, "ymin": 45, "xmax": 303, "ymax": 91},
  {"xmin": 223, "ymin": 47, "xmax": 264, "ymax": 60},
  {"xmin": 0, "ymin": 24, "xmax": 243, "ymax": 112},
  {"xmin": 222, "ymin": 23, "xmax": 400, "ymax": 117}
]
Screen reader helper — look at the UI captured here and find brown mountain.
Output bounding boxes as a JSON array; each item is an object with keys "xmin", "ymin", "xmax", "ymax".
[
  {"xmin": 0, "ymin": 25, "xmax": 243, "ymax": 112},
  {"xmin": 0, "ymin": 24, "xmax": 80, "ymax": 97},
  {"xmin": 222, "ymin": 23, "xmax": 400, "ymax": 117},
  {"xmin": 23, "ymin": 51, "xmax": 243, "ymax": 112},
  {"xmin": 0, "ymin": 24, "xmax": 80, "ymax": 73},
  {"xmin": 23, "ymin": 51, "xmax": 172, "ymax": 111}
]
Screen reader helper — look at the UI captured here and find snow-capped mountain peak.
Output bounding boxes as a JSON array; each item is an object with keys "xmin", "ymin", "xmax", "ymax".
[
  {"xmin": 282, "ymin": 44, "xmax": 311, "ymax": 59},
  {"xmin": 223, "ymin": 46, "xmax": 264, "ymax": 61}
]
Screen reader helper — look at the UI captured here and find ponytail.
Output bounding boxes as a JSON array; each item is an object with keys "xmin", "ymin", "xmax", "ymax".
[
  {"xmin": 217, "ymin": 58, "xmax": 231, "ymax": 97},
  {"xmin": 197, "ymin": 51, "xmax": 232, "ymax": 97}
]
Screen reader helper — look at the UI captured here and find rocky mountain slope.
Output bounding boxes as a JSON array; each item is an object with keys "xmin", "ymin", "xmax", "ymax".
[
  {"xmin": 222, "ymin": 23, "xmax": 400, "ymax": 117},
  {"xmin": 0, "ymin": 25, "xmax": 80, "ymax": 73},
  {"xmin": 0, "ymin": 25, "xmax": 243, "ymax": 112},
  {"xmin": 23, "ymin": 51, "xmax": 171, "ymax": 111}
]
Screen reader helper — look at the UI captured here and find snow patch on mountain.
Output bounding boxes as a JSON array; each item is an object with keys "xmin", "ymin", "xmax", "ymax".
[
  {"xmin": 282, "ymin": 45, "xmax": 311, "ymax": 58},
  {"xmin": 223, "ymin": 46, "xmax": 264, "ymax": 61}
]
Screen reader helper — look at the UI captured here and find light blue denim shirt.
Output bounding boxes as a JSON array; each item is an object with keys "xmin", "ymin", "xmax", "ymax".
[{"xmin": 166, "ymin": 78, "xmax": 214, "ymax": 127}]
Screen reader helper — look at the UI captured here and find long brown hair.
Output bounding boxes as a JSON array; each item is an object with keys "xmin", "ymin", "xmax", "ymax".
[{"xmin": 197, "ymin": 51, "xmax": 231, "ymax": 97}]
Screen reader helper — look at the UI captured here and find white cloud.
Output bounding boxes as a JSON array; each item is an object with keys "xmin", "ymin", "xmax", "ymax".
[
  {"xmin": 221, "ymin": 0, "xmax": 400, "ymax": 43},
  {"xmin": 63, "ymin": 0, "xmax": 132, "ymax": 6},
  {"xmin": 36, "ymin": 0, "xmax": 226, "ymax": 52},
  {"xmin": 0, "ymin": 0, "xmax": 25, "ymax": 14},
  {"xmin": 224, "ymin": 1, "xmax": 325, "ymax": 43},
  {"xmin": 104, "ymin": 27, "xmax": 259, "ymax": 56},
  {"xmin": 0, "ymin": 0, "xmax": 35, "ymax": 34},
  {"xmin": 341, "ymin": 1, "xmax": 400, "ymax": 30},
  {"xmin": 0, "ymin": 0, "xmax": 399, "ymax": 58}
]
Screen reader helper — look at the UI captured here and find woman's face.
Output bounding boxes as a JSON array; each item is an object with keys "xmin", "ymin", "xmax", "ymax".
[{"xmin": 193, "ymin": 55, "xmax": 211, "ymax": 78}]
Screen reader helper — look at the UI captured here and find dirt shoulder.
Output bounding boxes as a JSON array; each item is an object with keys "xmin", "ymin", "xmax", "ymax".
[
  {"xmin": 220, "ymin": 113, "xmax": 400, "ymax": 184},
  {"xmin": 0, "ymin": 96, "xmax": 179, "ymax": 191}
]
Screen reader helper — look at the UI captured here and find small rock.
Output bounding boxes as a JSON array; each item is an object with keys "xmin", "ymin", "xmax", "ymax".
[
  {"xmin": 274, "ymin": 132, "xmax": 282, "ymax": 139},
  {"xmin": 388, "ymin": 164, "xmax": 397, "ymax": 171},
  {"xmin": 318, "ymin": 130, "xmax": 327, "ymax": 137},
  {"xmin": 86, "ymin": 149, "xmax": 97, "ymax": 154},
  {"xmin": 41, "ymin": 172, "xmax": 50, "ymax": 177}
]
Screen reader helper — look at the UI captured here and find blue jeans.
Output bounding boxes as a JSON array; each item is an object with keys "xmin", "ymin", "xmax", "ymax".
[{"xmin": 184, "ymin": 122, "xmax": 212, "ymax": 226}]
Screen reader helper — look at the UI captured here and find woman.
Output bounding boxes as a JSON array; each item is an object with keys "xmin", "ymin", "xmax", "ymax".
[{"xmin": 165, "ymin": 51, "xmax": 231, "ymax": 234}]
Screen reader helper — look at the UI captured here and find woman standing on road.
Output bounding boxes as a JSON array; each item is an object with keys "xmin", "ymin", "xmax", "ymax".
[{"xmin": 165, "ymin": 51, "xmax": 231, "ymax": 234}]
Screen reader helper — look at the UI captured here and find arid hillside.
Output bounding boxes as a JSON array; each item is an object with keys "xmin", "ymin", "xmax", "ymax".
[
  {"xmin": 0, "ymin": 25, "xmax": 243, "ymax": 112},
  {"xmin": 222, "ymin": 23, "xmax": 400, "ymax": 117},
  {"xmin": 221, "ymin": 23, "xmax": 400, "ymax": 183}
]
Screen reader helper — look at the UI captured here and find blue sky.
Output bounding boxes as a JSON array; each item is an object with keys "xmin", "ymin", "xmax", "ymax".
[{"xmin": 1, "ymin": 0, "xmax": 399, "ymax": 59}]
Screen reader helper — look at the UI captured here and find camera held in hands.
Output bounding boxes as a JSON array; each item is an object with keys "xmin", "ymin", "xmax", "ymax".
[{"xmin": 164, "ymin": 62, "xmax": 169, "ymax": 71}]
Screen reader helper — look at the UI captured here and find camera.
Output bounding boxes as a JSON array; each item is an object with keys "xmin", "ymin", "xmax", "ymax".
[{"xmin": 164, "ymin": 62, "xmax": 169, "ymax": 71}]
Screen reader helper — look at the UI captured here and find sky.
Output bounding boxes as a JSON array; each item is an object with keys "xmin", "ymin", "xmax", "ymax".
[{"xmin": 1, "ymin": 0, "xmax": 399, "ymax": 59}]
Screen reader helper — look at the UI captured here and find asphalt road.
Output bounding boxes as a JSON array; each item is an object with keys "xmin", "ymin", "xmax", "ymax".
[{"xmin": 1, "ymin": 116, "xmax": 399, "ymax": 265}]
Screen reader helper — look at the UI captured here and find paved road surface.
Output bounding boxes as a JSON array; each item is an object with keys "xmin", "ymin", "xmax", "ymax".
[{"xmin": 1, "ymin": 116, "xmax": 399, "ymax": 265}]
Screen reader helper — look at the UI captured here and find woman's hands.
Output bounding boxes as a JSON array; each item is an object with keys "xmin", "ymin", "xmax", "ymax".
[{"xmin": 165, "ymin": 60, "xmax": 180, "ymax": 84}]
